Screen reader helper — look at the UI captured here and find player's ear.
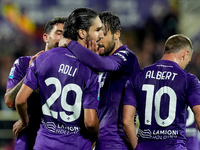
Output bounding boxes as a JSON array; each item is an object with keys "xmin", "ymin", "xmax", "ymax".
[
  {"xmin": 43, "ymin": 33, "xmax": 49, "ymax": 42},
  {"xmin": 114, "ymin": 30, "xmax": 120, "ymax": 40},
  {"xmin": 182, "ymin": 49, "xmax": 189, "ymax": 60},
  {"xmin": 78, "ymin": 29, "xmax": 86, "ymax": 39}
]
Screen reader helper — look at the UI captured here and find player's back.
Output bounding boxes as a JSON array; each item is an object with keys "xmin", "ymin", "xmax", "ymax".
[
  {"xmin": 26, "ymin": 47, "xmax": 99, "ymax": 150},
  {"xmin": 132, "ymin": 60, "xmax": 198, "ymax": 150}
]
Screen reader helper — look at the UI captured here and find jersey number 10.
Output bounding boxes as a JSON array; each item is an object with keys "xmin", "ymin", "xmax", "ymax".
[{"xmin": 142, "ymin": 84, "xmax": 177, "ymax": 127}]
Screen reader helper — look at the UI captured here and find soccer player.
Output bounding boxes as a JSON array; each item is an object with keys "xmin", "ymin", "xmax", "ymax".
[
  {"xmin": 186, "ymin": 107, "xmax": 199, "ymax": 150},
  {"xmin": 14, "ymin": 8, "xmax": 103, "ymax": 150},
  {"xmin": 123, "ymin": 34, "xmax": 200, "ymax": 150},
  {"xmin": 59, "ymin": 11, "xmax": 140, "ymax": 150},
  {"xmin": 4, "ymin": 17, "xmax": 67, "ymax": 150}
]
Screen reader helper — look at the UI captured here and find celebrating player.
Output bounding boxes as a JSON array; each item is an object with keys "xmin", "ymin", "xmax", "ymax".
[
  {"xmin": 59, "ymin": 11, "xmax": 140, "ymax": 150},
  {"xmin": 14, "ymin": 8, "xmax": 103, "ymax": 150},
  {"xmin": 5, "ymin": 17, "xmax": 67, "ymax": 150},
  {"xmin": 123, "ymin": 34, "xmax": 200, "ymax": 150}
]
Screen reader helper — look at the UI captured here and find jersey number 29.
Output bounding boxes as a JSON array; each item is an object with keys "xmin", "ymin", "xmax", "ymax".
[{"xmin": 42, "ymin": 77, "xmax": 82, "ymax": 122}]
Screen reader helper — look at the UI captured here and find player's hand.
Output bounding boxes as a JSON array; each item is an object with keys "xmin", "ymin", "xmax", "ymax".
[
  {"xmin": 13, "ymin": 119, "xmax": 28, "ymax": 137},
  {"xmin": 29, "ymin": 50, "xmax": 44, "ymax": 67},
  {"xmin": 59, "ymin": 37, "xmax": 71, "ymax": 47},
  {"xmin": 87, "ymin": 40, "xmax": 99, "ymax": 54}
]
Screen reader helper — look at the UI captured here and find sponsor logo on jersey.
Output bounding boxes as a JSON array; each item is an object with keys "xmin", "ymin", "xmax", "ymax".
[
  {"xmin": 43, "ymin": 121, "xmax": 80, "ymax": 135},
  {"xmin": 137, "ymin": 129, "xmax": 179, "ymax": 140},
  {"xmin": 156, "ymin": 64, "xmax": 173, "ymax": 68},
  {"xmin": 8, "ymin": 67, "xmax": 15, "ymax": 79},
  {"xmin": 14, "ymin": 59, "xmax": 19, "ymax": 65},
  {"xmin": 65, "ymin": 53, "xmax": 76, "ymax": 58},
  {"xmin": 118, "ymin": 50, "xmax": 129, "ymax": 56},
  {"xmin": 114, "ymin": 50, "xmax": 128, "ymax": 61}
]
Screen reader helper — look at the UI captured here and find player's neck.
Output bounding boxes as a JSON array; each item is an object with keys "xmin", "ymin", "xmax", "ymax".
[
  {"xmin": 109, "ymin": 39, "xmax": 122, "ymax": 55},
  {"xmin": 45, "ymin": 45, "xmax": 49, "ymax": 51},
  {"xmin": 161, "ymin": 53, "xmax": 181, "ymax": 65},
  {"xmin": 77, "ymin": 39, "xmax": 86, "ymax": 47}
]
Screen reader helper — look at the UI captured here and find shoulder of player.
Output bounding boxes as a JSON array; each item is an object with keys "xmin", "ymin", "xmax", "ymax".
[
  {"xmin": 114, "ymin": 47, "xmax": 137, "ymax": 59},
  {"xmin": 129, "ymin": 69, "xmax": 142, "ymax": 82},
  {"xmin": 13, "ymin": 56, "xmax": 31, "ymax": 67},
  {"xmin": 173, "ymin": 65, "xmax": 197, "ymax": 82},
  {"xmin": 36, "ymin": 47, "xmax": 66, "ymax": 60},
  {"xmin": 43, "ymin": 47, "xmax": 64, "ymax": 54},
  {"xmin": 185, "ymin": 71, "xmax": 199, "ymax": 84},
  {"xmin": 76, "ymin": 63, "xmax": 99, "ymax": 82},
  {"xmin": 17, "ymin": 56, "xmax": 31, "ymax": 61}
]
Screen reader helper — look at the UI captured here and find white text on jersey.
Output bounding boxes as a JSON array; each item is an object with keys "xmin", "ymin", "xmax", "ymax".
[
  {"xmin": 58, "ymin": 64, "xmax": 77, "ymax": 77},
  {"xmin": 145, "ymin": 70, "xmax": 178, "ymax": 81}
]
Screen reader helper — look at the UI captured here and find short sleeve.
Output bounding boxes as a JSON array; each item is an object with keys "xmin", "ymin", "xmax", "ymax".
[
  {"xmin": 82, "ymin": 69, "xmax": 99, "ymax": 111},
  {"xmin": 187, "ymin": 76, "xmax": 200, "ymax": 108},
  {"xmin": 123, "ymin": 79, "xmax": 137, "ymax": 108},
  {"xmin": 6, "ymin": 57, "xmax": 30, "ymax": 89},
  {"xmin": 23, "ymin": 60, "xmax": 38, "ymax": 91}
]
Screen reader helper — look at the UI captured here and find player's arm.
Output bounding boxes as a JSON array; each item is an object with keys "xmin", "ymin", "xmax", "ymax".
[
  {"xmin": 84, "ymin": 109, "xmax": 99, "ymax": 144},
  {"xmin": 4, "ymin": 77, "xmax": 25, "ymax": 108},
  {"xmin": 187, "ymin": 76, "xmax": 200, "ymax": 131},
  {"xmin": 67, "ymin": 40, "xmax": 120, "ymax": 71},
  {"xmin": 192, "ymin": 105, "xmax": 200, "ymax": 131},
  {"xmin": 29, "ymin": 50, "xmax": 44, "ymax": 67},
  {"xmin": 123, "ymin": 77, "xmax": 138, "ymax": 149},
  {"xmin": 14, "ymin": 84, "xmax": 33, "ymax": 136},
  {"xmin": 59, "ymin": 38, "xmax": 98, "ymax": 53},
  {"xmin": 123, "ymin": 105, "xmax": 137, "ymax": 150},
  {"xmin": 4, "ymin": 50, "xmax": 43, "ymax": 108}
]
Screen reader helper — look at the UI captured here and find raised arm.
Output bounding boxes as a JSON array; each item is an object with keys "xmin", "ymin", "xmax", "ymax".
[{"xmin": 67, "ymin": 40, "xmax": 121, "ymax": 72}]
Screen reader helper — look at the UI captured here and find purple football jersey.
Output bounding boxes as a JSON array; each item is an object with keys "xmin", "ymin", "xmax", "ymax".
[
  {"xmin": 7, "ymin": 56, "xmax": 41, "ymax": 150},
  {"xmin": 7, "ymin": 56, "xmax": 31, "ymax": 90},
  {"xmin": 186, "ymin": 107, "xmax": 199, "ymax": 150},
  {"xmin": 123, "ymin": 60, "xmax": 200, "ymax": 150},
  {"xmin": 67, "ymin": 41, "xmax": 140, "ymax": 150},
  {"xmin": 24, "ymin": 47, "xmax": 99, "ymax": 150}
]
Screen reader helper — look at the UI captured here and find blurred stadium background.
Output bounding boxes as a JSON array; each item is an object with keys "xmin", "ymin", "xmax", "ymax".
[{"xmin": 0, "ymin": 0, "xmax": 200, "ymax": 149}]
